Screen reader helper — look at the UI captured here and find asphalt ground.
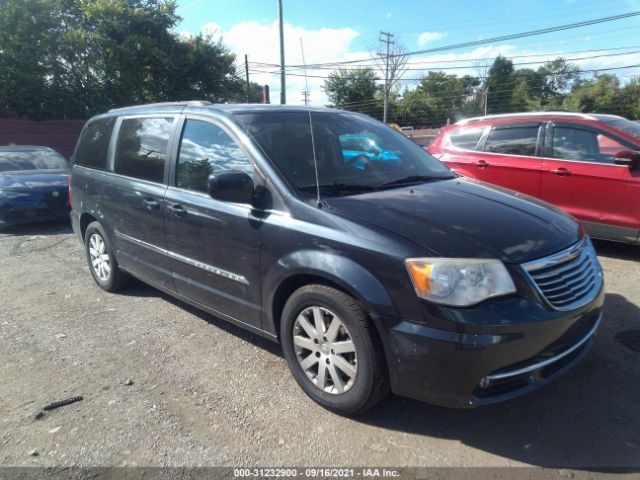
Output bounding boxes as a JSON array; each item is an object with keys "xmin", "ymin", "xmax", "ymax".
[{"xmin": 1, "ymin": 220, "xmax": 639, "ymax": 471}]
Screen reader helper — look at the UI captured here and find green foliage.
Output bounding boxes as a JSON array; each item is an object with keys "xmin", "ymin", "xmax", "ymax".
[
  {"xmin": 0, "ymin": 0, "xmax": 254, "ymax": 119},
  {"xmin": 565, "ymin": 74, "xmax": 640, "ymax": 118},
  {"xmin": 323, "ymin": 68, "xmax": 381, "ymax": 115},
  {"xmin": 332, "ymin": 54, "xmax": 639, "ymax": 127}
]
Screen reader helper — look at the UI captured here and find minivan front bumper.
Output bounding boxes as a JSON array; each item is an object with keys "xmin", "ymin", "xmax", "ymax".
[{"xmin": 373, "ymin": 285, "xmax": 604, "ymax": 408}]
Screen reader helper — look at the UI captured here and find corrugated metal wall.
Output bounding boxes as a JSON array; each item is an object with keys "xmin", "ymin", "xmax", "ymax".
[{"xmin": 0, "ymin": 118, "xmax": 86, "ymax": 159}]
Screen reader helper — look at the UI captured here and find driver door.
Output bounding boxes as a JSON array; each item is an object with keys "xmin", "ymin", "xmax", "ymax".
[{"xmin": 540, "ymin": 122, "xmax": 639, "ymax": 241}]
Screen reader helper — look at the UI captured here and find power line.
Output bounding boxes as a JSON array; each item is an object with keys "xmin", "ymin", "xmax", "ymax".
[
  {"xmin": 251, "ymin": 11, "xmax": 640, "ymax": 69},
  {"xmin": 248, "ymin": 61, "xmax": 640, "ymax": 82}
]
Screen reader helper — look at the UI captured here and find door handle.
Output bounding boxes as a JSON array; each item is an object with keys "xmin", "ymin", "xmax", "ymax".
[
  {"xmin": 143, "ymin": 198, "xmax": 160, "ymax": 210},
  {"xmin": 475, "ymin": 160, "xmax": 489, "ymax": 168},
  {"xmin": 551, "ymin": 167, "xmax": 572, "ymax": 176},
  {"xmin": 167, "ymin": 204, "xmax": 187, "ymax": 217}
]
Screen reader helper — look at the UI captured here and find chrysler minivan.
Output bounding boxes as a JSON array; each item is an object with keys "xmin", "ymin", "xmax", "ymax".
[{"xmin": 70, "ymin": 102, "xmax": 604, "ymax": 415}]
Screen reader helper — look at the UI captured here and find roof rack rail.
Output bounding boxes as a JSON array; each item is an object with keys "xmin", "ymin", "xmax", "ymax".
[
  {"xmin": 108, "ymin": 100, "xmax": 212, "ymax": 113},
  {"xmin": 455, "ymin": 111, "xmax": 597, "ymax": 125}
]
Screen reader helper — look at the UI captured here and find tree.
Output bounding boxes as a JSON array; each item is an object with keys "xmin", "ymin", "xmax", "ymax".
[
  {"xmin": 323, "ymin": 68, "xmax": 380, "ymax": 114},
  {"xmin": 484, "ymin": 55, "xmax": 515, "ymax": 114},
  {"xmin": 398, "ymin": 72, "xmax": 479, "ymax": 127},
  {"xmin": 0, "ymin": 0, "xmax": 246, "ymax": 119},
  {"xmin": 565, "ymin": 74, "xmax": 630, "ymax": 117},
  {"xmin": 537, "ymin": 58, "xmax": 580, "ymax": 109}
]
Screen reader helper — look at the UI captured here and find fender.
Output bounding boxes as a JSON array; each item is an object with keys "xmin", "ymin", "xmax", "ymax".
[{"xmin": 262, "ymin": 249, "xmax": 399, "ymax": 337}]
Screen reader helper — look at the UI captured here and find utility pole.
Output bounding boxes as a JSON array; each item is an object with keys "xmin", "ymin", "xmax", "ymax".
[
  {"xmin": 484, "ymin": 86, "xmax": 489, "ymax": 116},
  {"xmin": 277, "ymin": 0, "xmax": 286, "ymax": 104},
  {"xmin": 245, "ymin": 54, "xmax": 250, "ymax": 103},
  {"xmin": 378, "ymin": 31, "xmax": 394, "ymax": 124},
  {"xmin": 301, "ymin": 90, "xmax": 310, "ymax": 105}
]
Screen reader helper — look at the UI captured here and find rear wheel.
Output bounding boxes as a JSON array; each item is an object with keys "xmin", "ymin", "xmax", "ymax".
[
  {"xmin": 84, "ymin": 221, "xmax": 131, "ymax": 292},
  {"xmin": 280, "ymin": 284, "xmax": 389, "ymax": 415}
]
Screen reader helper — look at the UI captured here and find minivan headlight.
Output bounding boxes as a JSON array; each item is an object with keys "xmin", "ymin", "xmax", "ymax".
[{"xmin": 405, "ymin": 258, "xmax": 516, "ymax": 307}]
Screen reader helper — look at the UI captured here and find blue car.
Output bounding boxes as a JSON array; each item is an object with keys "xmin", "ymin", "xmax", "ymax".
[
  {"xmin": 0, "ymin": 146, "xmax": 70, "ymax": 227},
  {"xmin": 339, "ymin": 134, "xmax": 402, "ymax": 168}
]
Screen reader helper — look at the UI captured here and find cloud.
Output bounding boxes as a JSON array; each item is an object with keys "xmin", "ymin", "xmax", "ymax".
[
  {"xmin": 210, "ymin": 21, "xmax": 363, "ymax": 105},
  {"xmin": 417, "ymin": 32, "xmax": 448, "ymax": 47}
]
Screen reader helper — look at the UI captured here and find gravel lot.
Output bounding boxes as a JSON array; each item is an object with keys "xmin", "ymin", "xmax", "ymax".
[{"xmin": 1, "ymin": 221, "xmax": 639, "ymax": 470}]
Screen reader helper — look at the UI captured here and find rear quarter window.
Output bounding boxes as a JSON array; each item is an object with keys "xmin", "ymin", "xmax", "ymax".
[
  {"xmin": 484, "ymin": 126, "xmax": 539, "ymax": 156},
  {"xmin": 446, "ymin": 127, "xmax": 484, "ymax": 150},
  {"xmin": 74, "ymin": 117, "xmax": 115, "ymax": 169}
]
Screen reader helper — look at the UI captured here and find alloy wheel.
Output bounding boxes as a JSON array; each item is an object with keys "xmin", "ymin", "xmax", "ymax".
[
  {"xmin": 89, "ymin": 233, "xmax": 111, "ymax": 282},
  {"xmin": 293, "ymin": 306, "xmax": 358, "ymax": 394}
]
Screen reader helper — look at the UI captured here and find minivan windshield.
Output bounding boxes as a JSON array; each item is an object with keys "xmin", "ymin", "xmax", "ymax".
[{"xmin": 233, "ymin": 111, "xmax": 454, "ymax": 197}]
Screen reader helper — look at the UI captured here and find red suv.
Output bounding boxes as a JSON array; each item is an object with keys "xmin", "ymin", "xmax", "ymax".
[{"xmin": 428, "ymin": 112, "xmax": 640, "ymax": 244}]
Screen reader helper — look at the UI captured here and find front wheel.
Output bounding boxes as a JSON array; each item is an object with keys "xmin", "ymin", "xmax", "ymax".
[{"xmin": 280, "ymin": 284, "xmax": 389, "ymax": 415}]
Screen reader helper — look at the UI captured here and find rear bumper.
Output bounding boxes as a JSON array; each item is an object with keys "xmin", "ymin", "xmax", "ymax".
[
  {"xmin": 0, "ymin": 193, "xmax": 69, "ymax": 226},
  {"xmin": 374, "ymin": 285, "xmax": 605, "ymax": 408}
]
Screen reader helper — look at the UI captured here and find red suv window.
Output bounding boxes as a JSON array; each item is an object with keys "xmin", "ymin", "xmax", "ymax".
[{"xmin": 484, "ymin": 126, "xmax": 539, "ymax": 156}]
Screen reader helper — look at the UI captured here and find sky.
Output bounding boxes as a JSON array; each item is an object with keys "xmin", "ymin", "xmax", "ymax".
[{"xmin": 175, "ymin": 0, "xmax": 640, "ymax": 105}]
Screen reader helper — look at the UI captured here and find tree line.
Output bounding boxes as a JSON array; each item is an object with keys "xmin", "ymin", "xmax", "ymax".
[
  {"xmin": 0, "ymin": 0, "xmax": 263, "ymax": 120},
  {"xmin": 323, "ymin": 55, "xmax": 640, "ymax": 127}
]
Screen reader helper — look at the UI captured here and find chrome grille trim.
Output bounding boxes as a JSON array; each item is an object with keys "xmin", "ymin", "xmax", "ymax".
[{"xmin": 522, "ymin": 237, "xmax": 603, "ymax": 311}]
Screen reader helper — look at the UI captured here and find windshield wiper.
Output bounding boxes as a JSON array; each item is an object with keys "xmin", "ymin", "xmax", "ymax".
[
  {"xmin": 298, "ymin": 183, "xmax": 378, "ymax": 195},
  {"xmin": 376, "ymin": 175, "xmax": 451, "ymax": 188}
]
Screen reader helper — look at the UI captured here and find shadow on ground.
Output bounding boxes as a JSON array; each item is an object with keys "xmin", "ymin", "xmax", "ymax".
[
  {"xmin": 0, "ymin": 220, "xmax": 72, "ymax": 237},
  {"xmin": 593, "ymin": 239, "xmax": 640, "ymax": 261}
]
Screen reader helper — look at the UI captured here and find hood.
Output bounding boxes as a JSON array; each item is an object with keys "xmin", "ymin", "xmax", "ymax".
[
  {"xmin": 323, "ymin": 177, "xmax": 582, "ymax": 264},
  {"xmin": 0, "ymin": 170, "xmax": 68, "ymax": 192}
]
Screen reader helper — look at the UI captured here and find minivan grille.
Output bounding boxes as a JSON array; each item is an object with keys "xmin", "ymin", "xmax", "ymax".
[{"xmin": 523, "ymin": 237, "xmax": 602, "ymax": 310}]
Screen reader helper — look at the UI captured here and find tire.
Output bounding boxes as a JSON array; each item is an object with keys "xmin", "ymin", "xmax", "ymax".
[
  {"xmin": 280, "ymin": 284, "xmax": 389, "ymax": 415},
  {"xmin": 84, "ymin": 221, "xmax": 131, "ymax": 292}
]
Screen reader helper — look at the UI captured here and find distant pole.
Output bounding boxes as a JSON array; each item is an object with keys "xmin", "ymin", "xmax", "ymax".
[
  {"xmin": 263, "ymin": 85, "xmax": 270, "ymax": 104},
  {"xmin": 379, "ymin": 31, "xmax": 394, "ymax": 124},
  {"xmin": 278, "ymin": 0, "xmax": 286, "ymax": 104},
  {"xmin": 301, "ymin": 90, "xmax": 310, "ymax": 105},
  {"xmin": 245, "ymin": 54, "xmax": 250, "ymax": 103},
  {"xmin": 484, "ymin": 87, "xmax": 489, "ymax": 116}
]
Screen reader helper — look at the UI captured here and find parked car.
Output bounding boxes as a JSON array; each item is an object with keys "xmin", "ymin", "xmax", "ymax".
[
  {"xmin": 338, "ymin": 134, "xmax": 401, "ymax": 167},
  {"xmin": 428, "ymin": 112, "xmax": 640, "ymax": 245},
  {"xmin": 70, "ymin": 102, "xmax": 603, "ymax": 415},
  {"xmin": 0, "ymin": 146, "xmax": 70, "ymax": 227}
]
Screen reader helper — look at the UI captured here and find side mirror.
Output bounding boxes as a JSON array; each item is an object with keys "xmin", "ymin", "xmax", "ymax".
[
  {"xmin": 613, "ymin": 149, "xmax": 640, "ymax": 169},
  {"xmin": 207, "ymin": 170, "xmax": 254, "ymax": 204}
]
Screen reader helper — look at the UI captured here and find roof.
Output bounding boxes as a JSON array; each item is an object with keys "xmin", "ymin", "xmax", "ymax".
[
  {"xmin": 454, "ymin": 111, "xmax": 611, "ymax": 125},
  {"xmin": 101, "ymin": 101, "xmax": 348, "ymax": 118}
]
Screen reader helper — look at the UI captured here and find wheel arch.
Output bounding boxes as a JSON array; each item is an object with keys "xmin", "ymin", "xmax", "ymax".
[
  {"xmin": 79, "ymin": 212, "xmax": 98, "ymax": 242},
  {"xmin": 264, "ymin": 250, "xmax": 398, "ymax": 341}
]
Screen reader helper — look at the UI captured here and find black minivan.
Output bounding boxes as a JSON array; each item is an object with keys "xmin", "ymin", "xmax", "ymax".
[{"xmin": 70, "ymin": 101, "xmax": 604, "ymax": 415}]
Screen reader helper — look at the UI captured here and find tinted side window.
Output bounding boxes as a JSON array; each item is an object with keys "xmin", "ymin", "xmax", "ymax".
[
  {"xmin": 484, "ymin": 126, "xmax": 539, "ymax": 156},
  {"xmin": 176, "ymin": 119, "xmax": 253, "ymax": 193},
  {"xmin": 552, "ymin": 127, "xmax": 626, "ymax": 164},
  {"xmin": 75, "ymin": 117, "xmax": 115, "ymax": 169},
  {"xmin": 448, "ymin": 127, "xmax": 484, "ymax": 150},
  {"xmin": 114, "ymin": 117, "xmax": 173, "ymax": 183}
]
